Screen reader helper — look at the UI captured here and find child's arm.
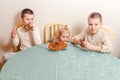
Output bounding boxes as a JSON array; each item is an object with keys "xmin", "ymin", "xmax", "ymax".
[
  {"xmin": 47, "ymin": 37, "xmax": 57, "ymax": 43},
  {"xmin": 100, "ymin": 33, "xmax": 113, "ymax": 53},
  {"xmin": 72, "ymin": 38, "xmax": 82, "ymax": 44},
  {"xmin": 72, "ymin": 29, "xmax": 86, "ymax": 44},
  {"xmin": 81, "ymin": 41, "xmax": 102, "ymax": 52},
  {"xmin": 12, "ymin": 32, "xmax": 20, "ymax": 52},
  {"xmin": 81, "ymin": 33, "xmax": 113, "ymax": 53},
  {"xmin": 11, "ymin": 23, "xmax": 23, "ymax": 38},
  {"xmin": 32, "ymin": 25, "xmax": 42, "ymax": 45}
]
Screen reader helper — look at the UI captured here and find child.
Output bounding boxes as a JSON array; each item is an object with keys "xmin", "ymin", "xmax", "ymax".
[
  {"xmin": 2, "ymin": 8, "xmax": 41, "ymax": 62},
  {"xmin": 48, "ymin": 25, "xmax": 71, "ymax": 42},
  {"xmin": 72, "ymin": 12, "xmax": 113, "ymax": 53}
]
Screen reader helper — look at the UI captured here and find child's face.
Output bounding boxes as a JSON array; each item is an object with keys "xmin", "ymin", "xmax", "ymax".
[
  {"xmin": 88, "ymin": 18, "xmax": 102, "ymax": 34},
  {"xmin": 22, "ymin": 14, "xmax": 34, "ymax": 25},
  {"xmin": 60, "ymin": 32, "xmax": 70, "ymax": 42}
]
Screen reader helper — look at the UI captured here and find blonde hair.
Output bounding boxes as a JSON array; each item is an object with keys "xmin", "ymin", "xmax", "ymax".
[{"xmin": 55, "ymin": 25, "xmax": 71, "ymax": 41}]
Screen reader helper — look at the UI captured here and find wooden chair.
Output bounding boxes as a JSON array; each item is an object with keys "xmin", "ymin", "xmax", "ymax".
[
  {"xmin": 44, "ymin": 22, "xmax": 71, "ymax": 43},
  {"xmin": 101, "ymin": 26, "xmax": 115, "ymax": 43},
  {"xmin": 13, "ymin": 43, "xmax": 21, "ymax": 52}
]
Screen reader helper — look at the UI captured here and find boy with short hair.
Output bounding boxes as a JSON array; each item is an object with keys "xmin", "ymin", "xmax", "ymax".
[
  {"xmin": 2, "ymin": 8, "xmax": 41, "ymax": 62},
  {"xmin": 72, "ymin": 12, "xmax": 113, "ymax": 53}
]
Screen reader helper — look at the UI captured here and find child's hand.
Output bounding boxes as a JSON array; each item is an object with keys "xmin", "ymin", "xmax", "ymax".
[
  {"xmin": 81, "ymin": 41, "xmax": 93, "ymax": 49},
  {"xmin": 72, "ymin": 38, "xmax": 82, "ymax": 44},
  {"xmin": 28, "ymin": 24, "xmax": 34, "ymax": 31},
  {"xmin": 11, "ymin": 30, "xmax": 17, "ymax": 38},
  {"xmin": 24, "ymin": 24, "xmax": 34, "ymax": 31}
]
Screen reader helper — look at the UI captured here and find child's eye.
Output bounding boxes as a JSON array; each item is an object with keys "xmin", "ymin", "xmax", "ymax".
[
  {"xmin": 95, "ymin": 24, "xmax": 98, "ymax": 25},
  {"xmin": 67, "ymin": 36, "xmax": 69, "ymax": 38},
  {"xmin": 27, "ymin": 19, "xmax": 30, "ymax": 20},
  {"xmin": 63, "ymin": 36, "xmax": 66, "ymax": 38},
  {"xmin": 89, "ymin": 24, "xmax": 92, "ymax": 26},
  {"xmin": 31, "ymin": 18, "xmax": 34, "ymax": 21}
]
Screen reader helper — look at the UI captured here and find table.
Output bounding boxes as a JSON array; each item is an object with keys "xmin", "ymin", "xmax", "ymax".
[{"xmin": 0, "ymin": 42, "xmax": 120, "ymax": 80}]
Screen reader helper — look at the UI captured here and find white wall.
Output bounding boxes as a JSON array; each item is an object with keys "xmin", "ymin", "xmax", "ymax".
[{"xmin": 0, "ymin": 0, "xmax": 120, "ymax": 57}]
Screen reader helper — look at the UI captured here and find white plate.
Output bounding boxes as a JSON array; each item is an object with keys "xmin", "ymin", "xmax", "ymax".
[{"xmin": 47, "ymin": 43, "xmax": 51, "ymax": 50}]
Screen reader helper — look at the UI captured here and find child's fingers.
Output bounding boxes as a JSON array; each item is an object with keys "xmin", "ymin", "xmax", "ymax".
[
  {"xmin": 11, "ymin": 29, "xmax": 18, "ymax": 38},
  {"xmin": 82, "ymin": 41, "xmax": 89, "ymax": 48},
  {"xmin": 73, "ymin": 38, "xmax": 83, "ymax": 44},
  {"xmin": 11, "ymin": 34, "xmax": 15, "ymax": 38},
  {"xmin": 76, "ymin": 38, "xmax": 81, "ymax": 44},
  {"xmin": 73, "ymin": 38, "xmax": 78, "ymax": 43},
  {"xmin": 79, "ymin": 39, "xmax": 83, "ymax": 44}
]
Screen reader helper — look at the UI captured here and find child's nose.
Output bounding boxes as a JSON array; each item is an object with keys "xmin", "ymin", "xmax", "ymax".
[
  {"xmin": 91, "ymin": 25, "xmax": 95, "ymax": 29},
  {"xmin": 29, "ymin": 21, "xmax": 33, "ymax": 24}
]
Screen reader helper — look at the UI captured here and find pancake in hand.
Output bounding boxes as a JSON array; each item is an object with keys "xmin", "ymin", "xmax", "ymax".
[
  {"xmin": 48, "ymin": 41, "xmax": 67, "ymax": 50},
  {"xmin": 24, "ymin": 24, "xmax": 33, "ymax": 31}
]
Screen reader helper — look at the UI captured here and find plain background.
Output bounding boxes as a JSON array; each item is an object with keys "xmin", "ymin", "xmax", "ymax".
[{"xmin": 0, "ymin": 0, "xmax": 120, "ymax": 58}]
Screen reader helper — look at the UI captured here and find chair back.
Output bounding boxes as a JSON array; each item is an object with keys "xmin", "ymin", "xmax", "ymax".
[{"xmin": 101, "ymin": 26, "xmax": 114, "ymax": 43}]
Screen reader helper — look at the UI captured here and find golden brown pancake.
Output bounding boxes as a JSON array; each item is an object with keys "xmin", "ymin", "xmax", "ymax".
[{"xmin": 48, "ymin": 41, "xmax": 67, "ymax": 50}]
